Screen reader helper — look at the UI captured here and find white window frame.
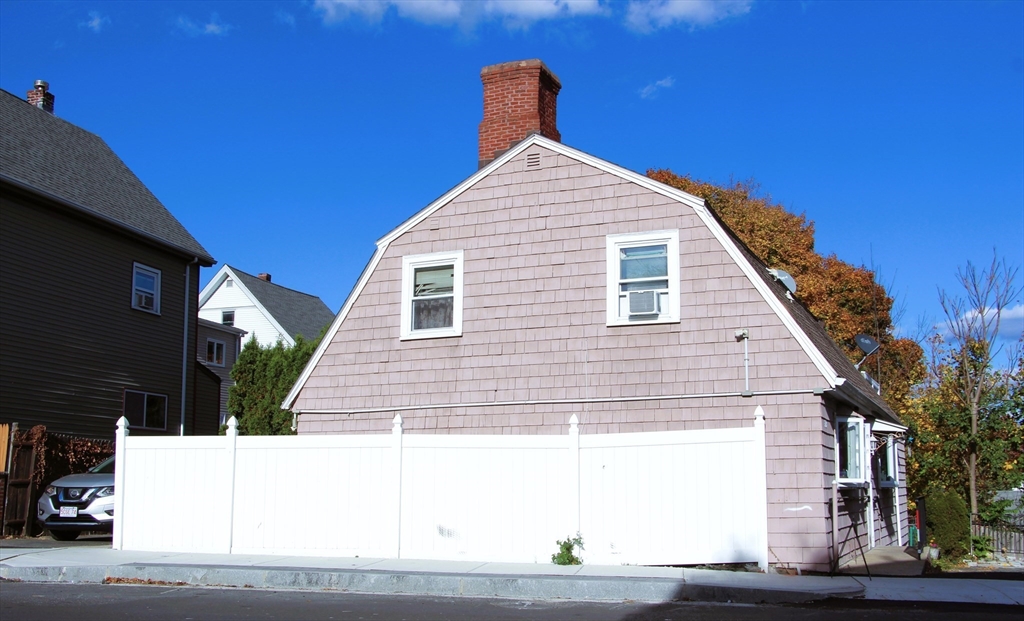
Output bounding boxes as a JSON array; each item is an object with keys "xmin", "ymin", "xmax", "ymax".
[
  {"xmin": 836, "ymin": 414, "xmax": 868, "ymax": 487},
  {"xmin": 875, "ymin": 433, "xmax": 899, "ymax": 487},
  {"xmin": 206, "ymin": 339, "xmax": 226, "ymax": 367},
  {"xmin": 123, "ymin": 389, "xmax": 168, "ymax": 431},
  {"xmin": 606, "ymin": 230, "xmax": 680, "ymax": 326},
  {"xmin": 131, "ymin": 263, "xmax": 161, "ymax": 314},
  {"xmin": 400, "ymin": 250, "xmax": 464, "ymax": 341}
]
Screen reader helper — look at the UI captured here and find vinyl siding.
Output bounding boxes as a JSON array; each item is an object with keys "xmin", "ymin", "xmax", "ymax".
[
  {"xmin": 0, "ymin": 192, "xmax": 199, "ymax": 439},
  {"xmin": 196, "ymin": 321, "xmax": 241, "ymax": 424},
  {"xmin": 200, "ymin": 283, "xmax": 286, "ymax": 347}
]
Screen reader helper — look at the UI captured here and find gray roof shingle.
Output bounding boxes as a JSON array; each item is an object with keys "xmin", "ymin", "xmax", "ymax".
[
  {"xmin": 0, "ymin": 89, "xmax": 213, "ymax": 263},
  {"xmin": 230, "ymin": 267, "xmax": 335, "ymax": 342}
]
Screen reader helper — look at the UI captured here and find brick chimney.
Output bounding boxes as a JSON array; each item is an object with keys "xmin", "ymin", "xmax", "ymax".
[
  {"xmin": 26, "ymin": 80, "xmax": 54, "ymax": 114},
  {"xmin": 478, "ymin": 59, "xmax": 561, "ymax": 168},
  {"xmin": 257, "ymin": 273, "xmax": 272, "ymax": 282}
]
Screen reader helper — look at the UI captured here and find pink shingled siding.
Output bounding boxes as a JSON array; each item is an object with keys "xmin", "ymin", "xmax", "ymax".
[{"xmin": 293, "ymin": 145, "xmax": 865, "ymax": 571}]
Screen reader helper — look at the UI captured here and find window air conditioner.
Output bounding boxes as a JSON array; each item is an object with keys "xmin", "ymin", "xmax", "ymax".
[{"xmin": 628, "ymin": 290, "xmax": 659, "ymax": 315}]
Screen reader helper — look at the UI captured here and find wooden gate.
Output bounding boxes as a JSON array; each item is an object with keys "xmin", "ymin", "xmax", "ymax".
[{"xmin": 2, "ymin": 424, "xmax": 39, "ymax": 537}]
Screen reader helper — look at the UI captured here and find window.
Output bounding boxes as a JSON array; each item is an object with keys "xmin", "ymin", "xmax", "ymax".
[
  {"xmin": 400, "ymin": 250, "xmax": 464, "ymax": 340},
  {"xmin": 837, "ymin": 415, "xmax": 867, "ymax": 485},
  {"xmin": 206, "ymin": 339, "xmax": 226, "ymax": 367},
  {"xmin": 875, "ymin": 434, "xmax": 898, "ymax": 486},
  {"xmin": 132, "ymin": 263, "xmax": 160, "ymax": 314},
  {"xmin": 222, "ymin": 310, "xmax": 235, "ymax": 327},
  {"xmin": 123, "ymin": 390, "xmax": 168, "ymax": 430},
  {"xmin": 606, "ymin": 230, "xmax": 680, "ymax": 325}
]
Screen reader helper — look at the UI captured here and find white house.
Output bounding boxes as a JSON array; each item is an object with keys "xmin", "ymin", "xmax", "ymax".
[{"xmin": 199, "ymin": 265, "xmax": 334, "ymax": 348}]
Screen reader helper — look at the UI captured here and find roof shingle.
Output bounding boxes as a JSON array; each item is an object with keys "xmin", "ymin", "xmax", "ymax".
[{"xmin": 0, "ymin": 89, "xmax": 213, "ymax": 263}]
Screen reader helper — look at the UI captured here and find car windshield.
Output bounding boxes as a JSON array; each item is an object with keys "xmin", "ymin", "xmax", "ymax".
[{"xmin": 89, "ymin": 456, "xmax": 115, "ymax": 474}]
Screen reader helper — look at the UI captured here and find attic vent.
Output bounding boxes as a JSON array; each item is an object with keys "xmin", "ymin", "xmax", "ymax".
[
  {"xmin": 628, "ymin": 290, "xmax": 659, "ymax": 316},
  {"xmin": 226, "ymin": 279, "xmax": 233, "ymax": 288},
  {"xmin": 525, "ymin": 153, "xmax": 541, "ymax": 169}
]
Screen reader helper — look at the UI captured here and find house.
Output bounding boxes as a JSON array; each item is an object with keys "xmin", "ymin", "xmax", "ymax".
[
  {"xmin": 199, "ymin": 265, "xmax": 334, "ymax": 348},
  {"xmin": 197, "ymin": 318, "xmax": 247, "ymax": 426},
  {"xmin": 0, "ymin": 82, "xmax": 218, "ymax": 438},
  {"xmin": 282, "ymin": 59, "xmax": 907, "ymax": 571}
]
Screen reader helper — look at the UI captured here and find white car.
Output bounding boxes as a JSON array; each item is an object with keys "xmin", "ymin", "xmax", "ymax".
[{"xmin": 37, "ymin": 456, "xmax": 114, "ymax": 541}]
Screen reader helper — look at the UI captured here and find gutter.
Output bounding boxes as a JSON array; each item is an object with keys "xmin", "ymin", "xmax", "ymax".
[{"xmin": 180, "ymin": 257, "xmax": 198, "ymax": 435}]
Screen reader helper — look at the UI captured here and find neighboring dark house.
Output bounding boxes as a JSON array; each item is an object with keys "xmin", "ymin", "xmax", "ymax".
[
  {"xmin": 0, "ymin": 82, "xmax": 217, "ymax": 438},
  {"xmin": 199, "ymin": 265, "xmax": 334, "ymax": 347},
  {"xmin": 197, "ymin": 318, "xmax": 247, "ymax": 426}
]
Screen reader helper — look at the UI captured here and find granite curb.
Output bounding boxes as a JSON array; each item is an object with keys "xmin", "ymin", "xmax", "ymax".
[{"xmin": 0, "ymin": 562, "xmax": 863, "ymax": 605}]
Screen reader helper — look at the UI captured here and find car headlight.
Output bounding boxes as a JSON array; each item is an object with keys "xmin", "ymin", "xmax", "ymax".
[
  {"xmin": 45, "ymin": 486, "xmax": 57, "ymax": 495},
  {"xmin": 95, "ymin": 486, "xmax": 114, "ymax": 498}
]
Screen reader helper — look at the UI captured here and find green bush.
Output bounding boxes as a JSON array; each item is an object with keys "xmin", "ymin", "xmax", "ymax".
[
  {"xmin": 925, "ymin": 488, "xmax": 970, "ymax": 560},
  {"xmin": 551, "ymin": 534, "xmax": 584, "ymax": 565}
]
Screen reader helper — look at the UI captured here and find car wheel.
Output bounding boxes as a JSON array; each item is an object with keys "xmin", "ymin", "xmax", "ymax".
[{"xmin": 49, "ymin": 530, "xmax": 80, "ymax": 541}]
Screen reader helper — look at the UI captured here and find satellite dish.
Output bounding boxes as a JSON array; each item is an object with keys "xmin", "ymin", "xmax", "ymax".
[
  {"xmin": 768, "ymin": 269, "xmax": 797, "ymax": 295},
  {"xmin": 854, "ymin": 333, "xmax": 880, "ymax": 369}
]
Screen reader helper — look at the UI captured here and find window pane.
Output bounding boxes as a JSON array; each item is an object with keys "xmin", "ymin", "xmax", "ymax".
[
  {"xmin": 124, "ymin": 391, "xmax": 145, "ymax": 428},
  {"xmin": 207, "ymin": 341, "xmax": 216, "ymax": 363},
  {"xmin": 620, "ymin": 245, "xmax": 668, "ymax": 280},
  {"xmin": 134, "ymin": 271, "xmax": 155, "ymax": 292},
  {"xmin": 414, "ymin": 265, "xmax": 454, "ymax": 297},
  {"xmin": 621, "ymin": 280, "xmax": 669, "ymax": 292},
  {"xmin": 146, "ymin": 395, "xmax": 166, "ymax": 430},
  {"xmin": 413, "ymin": 297, "xmax": 453, "ymax": 330},
  {"xmin": 215, "ymin": 344, "xmax": 224, "ymax": 365},
  {"xmin": 839, "ymin": 420, "xmax": 861, "ymax": 479},
  {"xmin": 222, "ymin": 311, "xmax": 234, "ymax": 327}
]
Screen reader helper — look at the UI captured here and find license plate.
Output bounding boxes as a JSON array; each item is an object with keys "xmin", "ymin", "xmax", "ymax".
[{"xmin": 59, "ymin": 507, "xmax": 78, "ymax": 518}]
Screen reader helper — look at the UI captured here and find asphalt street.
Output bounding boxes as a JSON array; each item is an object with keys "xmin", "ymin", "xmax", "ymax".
[{"xmin": 2, "ymin": 582, "xmax": 1021, "ymax": 621}]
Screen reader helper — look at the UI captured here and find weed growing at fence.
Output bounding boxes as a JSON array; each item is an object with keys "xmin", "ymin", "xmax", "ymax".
[{"xmin": 551, "ymin": 533, "xmax": 584, "ymax": 565}]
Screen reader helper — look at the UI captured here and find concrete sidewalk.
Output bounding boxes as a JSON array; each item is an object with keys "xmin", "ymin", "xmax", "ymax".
[{"xmin": 2, "ymin": 545, "xmax": 1021, "ymax": 607}]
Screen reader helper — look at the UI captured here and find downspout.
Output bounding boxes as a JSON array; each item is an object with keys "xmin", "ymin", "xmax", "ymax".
[{"xmin": 180, "ymin": 257, "xmax": 198, "ymax": 436}]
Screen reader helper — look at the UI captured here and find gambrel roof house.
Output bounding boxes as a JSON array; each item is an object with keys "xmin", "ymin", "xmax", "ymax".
[
  {"xmin": 0, "ymin": 83, "xmax": 218, "ymax": 439},
  {"xmin": 199, "ymin": 265, "xmax": 334, "ymax": 348},
  {"xmin": 283, "ymin": 60, "xmax": 907, "ymax": 571}
]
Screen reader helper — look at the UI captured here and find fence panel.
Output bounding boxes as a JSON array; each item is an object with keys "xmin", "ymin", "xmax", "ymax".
[
  {"xmin": 399, "ymin": 434, "xmax": 567, "ymax": 563},
  {"xmin": 231, "ymin": 435, "xmax": 392, "ymax": 556},
  {"xmin": 120, "ymin": 436, "xmax": 231, "ymax": 553},
  {"xmin": 580, "ymin": 426, "xmax": 763, "ymax": 566},
  {"xmin": 974, "ymin": 523, "xmax": 1024, "ymax": 557}
]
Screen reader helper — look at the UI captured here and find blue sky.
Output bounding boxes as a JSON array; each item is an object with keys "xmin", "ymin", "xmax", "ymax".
[{"xmin": 2, "ymin": 0, "xmax": 1021, "ymax": 350}]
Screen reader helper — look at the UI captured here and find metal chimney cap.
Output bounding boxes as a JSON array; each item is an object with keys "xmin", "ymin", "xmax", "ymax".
[{"xmin": 34, "ymin": 80, "xmax": 49, "ymax": 90}]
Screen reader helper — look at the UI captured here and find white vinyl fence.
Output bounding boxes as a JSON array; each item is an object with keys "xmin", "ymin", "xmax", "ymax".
[{"xmin": 113, "ymin": 407, "xmax": 769, "ymax": 568}]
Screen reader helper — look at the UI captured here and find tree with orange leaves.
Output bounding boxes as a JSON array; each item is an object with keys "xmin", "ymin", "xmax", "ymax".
[{"xmin": 646, "ymin": 169, "xmax": 925, "ymax": 414}]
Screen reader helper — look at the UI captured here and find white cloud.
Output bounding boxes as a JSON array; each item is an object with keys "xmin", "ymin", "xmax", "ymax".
[
  {"xmin": 625, "ymin": 0, "xmax": 753, "ymax": 33},
  {"xmin": 275, "ymin": 9, "xmax": 297, "ymax": 28},
  {"xmin": 313, "ymin": 0, "xmax": 607, "ymax": 29},
  {"xmin": 934, "ymin": 303, "xmax": 1024, "ymax": 344},
  {"xmin": 80, "ymin": 11, "xmax": 110, "ymax": 33},
  {"xmin": 177, "ymin": 13, "xmax": 235, "ymax": 37},
  {"xmin": 998, "ymin": 303, "xmax": 1024, "ymax": 341},
  {"xmin": 639, "ymin": 75, "xmax": 675, "ymax": 99}
]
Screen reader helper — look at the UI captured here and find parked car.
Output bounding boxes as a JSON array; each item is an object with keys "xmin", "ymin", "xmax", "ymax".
[{"xmin": 37, "ymin": 456, "xmax": 114, "ymax": 540}]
